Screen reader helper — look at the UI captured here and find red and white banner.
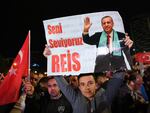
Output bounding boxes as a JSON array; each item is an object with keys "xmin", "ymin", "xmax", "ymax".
[
  {"xmin": 135, "ymin": 52, "xmax": 150, "ymax": 64},
  {"xmin": 43, "ymin": 11, "xmax": 125, "ymax": 75},
  {"xmin": 0, "ymin": 31, "xmax": 29, "ymax": 105}
]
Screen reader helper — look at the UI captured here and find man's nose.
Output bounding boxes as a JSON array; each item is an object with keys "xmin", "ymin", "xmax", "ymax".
[{"xmin": 85, "ymin": 84, "xmax": 90, "ymax": 89}]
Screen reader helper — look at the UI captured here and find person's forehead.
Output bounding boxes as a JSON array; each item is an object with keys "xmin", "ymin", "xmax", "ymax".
[
  {"xmin": 102, "ymin": 17, "xmax": 112, "ymax": 22},
  {"xmin": 79, "ymin": 75, "xmax": 95, "ymax": 82},
  {"xmin": 48, "ymin": 78, "xmax": 56, "ymax": 84},
  {"xmin": 33, "ymin": 74, "xmax": 38, "ymax": 77}
]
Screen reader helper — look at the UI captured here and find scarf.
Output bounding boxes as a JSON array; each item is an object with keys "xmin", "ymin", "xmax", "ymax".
[{"xmin": 98, "ymin": 30, "xmax": 121, "ymax": 56}]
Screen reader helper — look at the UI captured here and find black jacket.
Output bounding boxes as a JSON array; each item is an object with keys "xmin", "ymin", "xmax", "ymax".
[{"xmin": 24, "ymin": 92, "xmax": 72, "ymax": 113}]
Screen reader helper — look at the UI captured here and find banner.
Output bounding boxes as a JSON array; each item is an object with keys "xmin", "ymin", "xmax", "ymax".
[
  {"xmin": 43, "ymin": 11, "xmax": 125, "ymax": 75},
  {"xmin": 135, "ymin": 52, "xmax": 150, "ymax": 64},
  {"xmin": 0, "ymin": 31, "xmax": 29, "ymax": 105}
]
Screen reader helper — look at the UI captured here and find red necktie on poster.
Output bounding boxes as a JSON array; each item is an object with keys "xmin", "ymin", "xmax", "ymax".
[{"xmin": 107, "ymin": 34, "xmax": 111, "ymax": 48}]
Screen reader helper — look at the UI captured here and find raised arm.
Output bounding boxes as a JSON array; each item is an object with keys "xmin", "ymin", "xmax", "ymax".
[{"xmin": 54, "ymin": 76, "xmax": 78, "ymax": 105}]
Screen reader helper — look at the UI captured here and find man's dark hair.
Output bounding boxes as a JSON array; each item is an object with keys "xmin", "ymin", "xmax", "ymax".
[
  {"xmin": 127, "ymin": 70, "xmax": 140, "ymax": 83},
  {"xmin": 78, "ymin": 73, "xmax": 95, "ymax": 80},
  {"xmin": 39, "ymin": 76, "xmax": 49, "ymax": 83},
  {"xmin": 47, "ymin": 76, "xmax": 55, "ymax": 81}
]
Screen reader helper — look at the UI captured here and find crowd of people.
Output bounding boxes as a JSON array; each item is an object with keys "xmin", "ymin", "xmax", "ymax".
[
  {"xmin": 0, "ymin": 15, "xmax": 150, "ymax": 113},
  {"xmin": 1, "ymin": 67, "xmax": 150, "ymax": 113}
]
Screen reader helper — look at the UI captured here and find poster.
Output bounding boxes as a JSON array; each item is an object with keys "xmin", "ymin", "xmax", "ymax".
[{"xmin": 43, "ymin": 11, "xmax": 125, "ymax": 75}]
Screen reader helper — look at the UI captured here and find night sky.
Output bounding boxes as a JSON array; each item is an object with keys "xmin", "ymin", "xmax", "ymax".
[{"xmin": 1, "ymin": 0, "xmax": 149, "ymax": 59}]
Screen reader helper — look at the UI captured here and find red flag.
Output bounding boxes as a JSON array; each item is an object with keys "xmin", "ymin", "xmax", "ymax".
[
  {"xmin": 0, "ymin": 31, "xmax": 30, "ymax": 105},
  {"xmin": 135, "ymin": 52, "xmax": 150, "ymax": 64}
]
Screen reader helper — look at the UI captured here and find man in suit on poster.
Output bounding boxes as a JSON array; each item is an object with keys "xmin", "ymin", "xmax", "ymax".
[{"xmin": 82, "ymin": 15, "xmax": 133, "ymax": 73}]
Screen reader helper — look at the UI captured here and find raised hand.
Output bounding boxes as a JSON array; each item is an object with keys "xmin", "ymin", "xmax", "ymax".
[
  {"xmin": 124, "ymin": 33, "xmax": 133, "ymax": 48},
  {"xmin": 24, "ymin": 81, "xmax": 34, "ymax": 96},
  {"xmin": 83, "ymin": 17, "xmax": 92, "ymax": 33},
  {"xmin": 43, "ymin": 44, "xmax": 51, "ymax": 58}
]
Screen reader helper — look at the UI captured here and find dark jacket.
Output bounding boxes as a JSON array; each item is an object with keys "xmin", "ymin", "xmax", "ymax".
[
  {"xmin": 113, "ymin": 83, "xmax": 149, "ymax": 113},
  {"xmin": 24, "ymin": 92, "xmax": 72, "ymax": 113}
]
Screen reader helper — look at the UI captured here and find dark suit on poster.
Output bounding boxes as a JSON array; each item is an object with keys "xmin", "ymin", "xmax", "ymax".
[{"xmin": 82, "ymin": 31, "xmax": 133, "ymax": 73}]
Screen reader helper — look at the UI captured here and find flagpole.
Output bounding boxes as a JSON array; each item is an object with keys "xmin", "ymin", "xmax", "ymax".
[{"xmin": 28, "ymin": 30, "xmax": 31, "ymax": 81}]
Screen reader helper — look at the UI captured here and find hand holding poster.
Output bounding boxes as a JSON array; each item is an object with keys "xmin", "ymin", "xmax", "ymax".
[{"xmin": 43, "ymin": 11, "xmax": 132, "ymax": 76}]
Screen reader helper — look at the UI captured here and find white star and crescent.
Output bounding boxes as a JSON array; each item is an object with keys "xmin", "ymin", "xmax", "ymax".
[
  {"xmin": 9, "ymin": 50, "xmax": 23, "ymax": 76},
  {"xmin": 19, "ymin": 50, "xmax": 23, "ymax": 64},
  {"xmin": 9, "ymin": 66, "xmax": 17, "ymax": 76},
  {"xmin": 143, "ymin": 54, "xmax": 150, "ymax": 62}
]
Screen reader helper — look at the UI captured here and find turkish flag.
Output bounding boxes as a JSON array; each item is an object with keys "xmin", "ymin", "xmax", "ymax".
[
  {"xmin": 0, "ymin": 31, "xmax": 30, "ymax": 105},
  {"xmin": 135, "ymin": 52, "xmax": 150, "ymax": 64}
]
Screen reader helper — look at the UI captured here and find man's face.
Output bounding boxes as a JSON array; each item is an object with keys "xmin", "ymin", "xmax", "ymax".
[
  {"xmin": 47, "ymin": 78, "xmax": 60, "ymax": 97},
  {"xmin": 79, "ymin": 75, "xmax": 96, "ymax": 100},
  {"xmin": 69, "ymin": 76, "xmax": 78, "ymax": 89},
  {"xmin": 31, "ymin": 74, "xmax": 39, "ymax": 87},
  {"xmin": 101, "ymin": 17, "xmax": 114, "ymax": 34}
]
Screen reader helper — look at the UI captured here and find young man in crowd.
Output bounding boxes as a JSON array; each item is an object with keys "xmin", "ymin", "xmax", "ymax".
[{"xmin": 24, "ymin": 76, "xmax": 72, "ymax": 113}]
